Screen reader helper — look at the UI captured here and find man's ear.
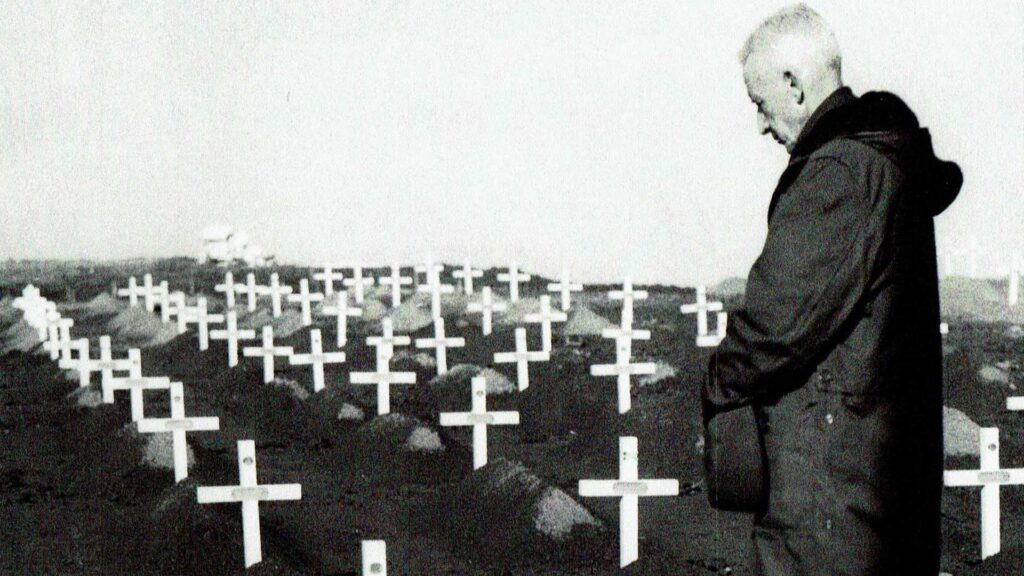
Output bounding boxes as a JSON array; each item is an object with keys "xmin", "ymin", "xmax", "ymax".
[{"xmin": 783, "ymin": 70, "xmax": 804, "ymax": 106}]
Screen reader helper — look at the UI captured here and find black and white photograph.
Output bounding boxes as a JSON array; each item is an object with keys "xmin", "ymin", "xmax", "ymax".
[{"xmin": 1, "ymin": 1, "xmax": 1022, "ymax": 574}]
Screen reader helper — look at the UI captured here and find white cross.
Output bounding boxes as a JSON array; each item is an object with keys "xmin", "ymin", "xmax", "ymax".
[
  {"xmin": 493, "ymin": 328, "xmax": 549, "ymax": 391},
  {"xmin": 23, "ymin": 300, "xmax": 57, "ymax": 341},
  {"xmin": 215, "ymin": 272, "xmax": 239, "ymax": 309},
  {"xmin": 416, "ymin": 317, "xmax": 465, "ymax": 375},
  {"xmin": 289, "ymin": 329, "xmax": 346, "ymax": 393},
  {"xmin": 117, "ymin": 276, "xmax": 145, "ymax": 307},
  {"xmin": 237, "ymin": 272, "xmax": 264, "ymax": 312},
  {"xmin": 107, "ymin": 375, "xmax": 171, "ymax": 422},
  {"xmin": 524, "ymin": 295, "xmax": 567, "ymax": 353},
  {"xmin": 439, "ymin": 376, "xmax": 519, "ymax": 469},
  {"xmin": 159, "ymin": 286, "xmax": 185, "ymax": 325},
  {"xmin": 287, "ymin": 278, "xmax": 324, "ymax": 326},
  {"xmin": 600, "ymin": 311, "xmax": 651, "ymax": 346},
  {"xmin": 41, "ymin": 312, "xmax": 62, "ymax": 361},
  {"xmin": 590, "ymin": 335, "xmax": 657, "ymax": 413},
  {"xmin": 467, "ymin": 287, "xmax": 507, "ymax": 336},
  {"xmin": 137, "ymin": 381, "xmax": 220, "ymax": 482},
  {"xmin": 414, "ymin": 256, "xmax": 444, "ymax": 288},
  {"xmin": 452, "ymin": 259, "xmax": 483, "ymax": 294},
  {"xmin": 578, "ymin": 436, "xmax": 680, "ymax": 568},
  {"xmin": 94, "ymin": 340, "xmax": 140, "ymax": 403},
  {"xmin": 350, "ymin": 336, "xmax": 416, "ymax": 415},
  {"xmin": 56, "ymin": 317, "xmax": 75, "ymax": 361},
  {"xmin": 547, "ymin": 268, "xmax": 583, "ymax": 312},
  {"xmin": 944, "ymin": 427, "xmax": 1024, "ymax": 560},
  {"xmin": 362, "ymin": 540, "xmax": 387, "ymax": 576},
  {"xmin": 266, "ymin": 273, "xmax": 293, "ymax": 318},
  {"xmin": 243, "ymin": 326, "xmax": 294, "ymax": 384},
  {"xmin": 342, "ymin": 266, "xmax": 375, "ymax": 304},
  {"xmin": 378, "ymin": 264, "xmax": 413, "ymax": 308},
  {"xmin": 680, "ymin": 285, "xmax": 723, "ymax": 338},
  {"xmin": 59, "ymin": 338, "xmax": 96, "ymax": 387},
  {"xmin": 210, "ymin": 310, "xmax": 257, "ymax": 367},
  {"xmin": 696, "ymin": 311, "xmax": 728, "ymax": 348},
  {"xmin": 365, "ymin": 318, "xmax": 411, "ymax": 365},
  {"xmin": 496, "ymin": 262, "xmax": 531, "ymax": 302},
  {"xmin": 180, "ymin": 296, "xmax": 224, "ymax": 351},
  {"xmin": 322, "ymin": 294, "xmax": 363, "ymax": 348},
  {"xmin": 313, "ymin": 264, "xmax": 346, "ymax": 297},
  {"xmin": 196, "ymin": 440, "xmax": 302, "ymax": 569},
  {"xmin": 1008, "ymin": 396, "xmax": 1024, "ymax": 411},
  {"xmin": 609, "ymin": 277, "xmax": 648, "ymax": 328},
  {"xmin": 140, "ymin": 274, "xmax": 165, "ymax": 313},
  {"xmin": 416, "ymin": 272, "xmax": 455, "ymax": 319}
]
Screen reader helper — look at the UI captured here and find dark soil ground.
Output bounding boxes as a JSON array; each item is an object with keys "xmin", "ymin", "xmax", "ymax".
[{"xmin": 1, "ymin": 260, "xmax": 1023, "ymax": 575}]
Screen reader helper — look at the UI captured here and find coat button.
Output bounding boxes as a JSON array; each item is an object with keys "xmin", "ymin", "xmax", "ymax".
[{"xmin": 825, "ymin": 413, "xmax": 835, "ymax": 425}]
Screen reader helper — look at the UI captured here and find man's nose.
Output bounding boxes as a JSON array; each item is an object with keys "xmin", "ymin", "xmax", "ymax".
[{"xmin": 757, "ymin": 112, "xmax": 770, "ymax": 135}]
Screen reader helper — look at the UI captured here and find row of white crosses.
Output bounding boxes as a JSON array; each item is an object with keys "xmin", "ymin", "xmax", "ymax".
[{"xmin": 944, "ymin": 394, "xmax": 1024, "ymax": 560}]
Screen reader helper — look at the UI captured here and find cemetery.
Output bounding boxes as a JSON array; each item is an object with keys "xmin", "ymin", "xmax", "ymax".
[{"xmin": 1, "ymin": 257, "xmax": 1023, "ymax": 575}]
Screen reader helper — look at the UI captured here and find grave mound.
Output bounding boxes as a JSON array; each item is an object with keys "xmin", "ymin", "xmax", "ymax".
[
  {"xmin": 337, "ymin": 403, "xmax": 365, "ymax": 421},
  {"xmin": 271, "ymin": 376, "xmax": 311, "ymax": 401},
  {"xmin": 0, "ymin": 297, "xmax": 19, "ymax": 327},
  {"xmin": 711, "ymin": 276, "xmax": 747, "ymax": 300},
  {"xmin": 391, "ymin": 350, "xmax": 437, "ymax": 371},
  {"xmin": 66, "ymin": 385, "xmax": 103, "ymax": 408},
  {"xmin": 238, "ymin": 308, "xmax": 274, "ymax": 330},
  {"xmin": 80, "ymin": 292, "xmax": 121, "ymax": 317},
  {"xmin": 387, "ymin": 296, "xmax": 434, "ymax": 333},
  {"xmin": 495, "ymin": 297, "xmax": 542, "ymax": 327},
  {"xmin": 943, "ymin": 406, "xmax": 981, "ymax": 457},
  {"xmin": 562, "ymin": 305, "xmax": 615, "ymax": 337},
  {"xmin": 356, "ymin": 297, "xmax": 389, "ymax": 321},
  {"xmin": 439, "ymin": 457, "xmax": 605, "ymax": 565},
  {"xmin": 429, "ymin": 364, "xmax": 516, "ymax": 396},
  {"xmin": 271, "ymin": 310, "xmax": 306, "ymax": 338},
  {"xmin": 1, "ymin": 319, "xmax": 41, "ymax": 354},
  {"xmin": 978, "ymin": 365, "xmax": 1011, "ymax": 387},
  {"xmin": 105, "ymin": 306, "xmax": 179, "ymax": 348},
  {"xmin": 357, "ymin": 413, "xmax": 445, "ymax": 454}
]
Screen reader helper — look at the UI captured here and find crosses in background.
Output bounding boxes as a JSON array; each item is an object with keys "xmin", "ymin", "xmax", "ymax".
[
  {"xmin": 378, "ymin": 264, "xmax": 412, "ymax": 308},
  {"xmin": 139, "ymin": 274, "xmax": 166, "ymax": 313},
  {"xmin": 266, "ymin": 273, "xmax": 294, "ymax": 318},
  {"xmin": 944, "ymin": 427, "xmax": 1024, "ymax": 560},
  {"xmin": 238, "ymin": 273, "xmax": 264, "ymax": 312},
  {"xmin": 524, "ymin": 295, "xmax": 567, "ymax": 353},
  {"xmin": 493, "ymin": 328, "xmax": 549, "ymax": 391},
  {"xmin": 416, "ymin": 270, "xmax": 455, "ymax": 319},
  {"xmin": 415, "ymin": 317, "xmax": 465, "ymax": 375},
  {"xmin": 590, "ymin": 335, "xmax": 657, "ymax": 413},
  {"xmin": 322, "ymin": 295, "xmax": 363, "ymax": 348},
  {"xmin": 343, "ymin": 265, "xmax": 375, "ymax": 304},
  {"xmin": 365, "ymin": 318, "xmax": 411, "ymax": 366},
  {"xmin": 313, "ymin": 264, "xmax": 346, "ymax": 297},
  {"xmin": 609, "ymin": 277, "xmax": 648, "ymax": 328},
  {"xmin": 243, "ymin": 326, "xmax": 294, "ymax": 384},
  {"xmin": 547, "ymin": 268, "xmax": 584, "ymax": 312},
  {"xmin": 117, "ymin": 276, "xmax": 145, "ymax": 307},
  {"xmin": 578, "ymin": 437, "xmax": 680, "ymax": 568},
  {"xmin": 287, "ymin": 278, "xmax": 324, "ymax": 326},
  {"xmin": 137, "ymin": 381, "xmax": 220, "ymax": 482},
  {"xmin": 414, "ymin": 256, "xmax": 444, "ymax": 289},
  {"xmin": 497, "ymin": 262, "xmax": 531, "ymax": 302},
  {"xmin": 159, "ymin": 287, "xmax": 185, "ymax": 325},
  {"xmin": 55, "ymin": 317, "xmax": 75, "ymax": 361},
  {"xmin": 196, "ymin": 440, "xmax": 302, "ymax": 568},
  {"xmin": 680, "ymin": 285, "xmax": 724, "ymax": 340},
  {"xmin": 59, "ymin": 338, "xmax": 96, "ymax": 387},
  {"xmin": 439, "ymin": 376, "xmax": 519, "ymax": 469},
  {"xmin": 696, "ymin": 311, "xmax": 728, "ymax": 348},
  {"xmin": 180, "ymin": 296, "xmax": 224, "ymax": 351},
  {"xmin": 289, "ymin": 329, "xmax": 346, "ymax": 393},
  {"xmin": 210, "ymin": 310, "xmax": 257, "ymax": 367},
  {"xmin": 351, "ymin": 330, "xmax": 417, "ymax": 415},
  {"xmin": 467, "ymin": 287, "xmax": 506, "ymax": 336},
  {"xmin": 215, "ymin": 272, "xmax": 240, "ymax": 309},
  {"xmin": 92, "ymin": 337, "xmax": 139, "ymax": 402},
  {"xmin": 452, "ymin": 259, "xmax": 483, "ymax": 294}
]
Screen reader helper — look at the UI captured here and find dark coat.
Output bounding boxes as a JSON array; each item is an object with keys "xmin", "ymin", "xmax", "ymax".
[{"xmin": 702, "ymin": 87, "xmax": 962, "ymax": 576}]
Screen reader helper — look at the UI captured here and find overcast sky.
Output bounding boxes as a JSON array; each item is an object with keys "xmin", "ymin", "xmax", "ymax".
[{"xmin": 2, "ymin": 1, "xmax": 1021, "ymax": 286}]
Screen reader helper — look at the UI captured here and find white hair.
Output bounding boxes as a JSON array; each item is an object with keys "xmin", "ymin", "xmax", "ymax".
[{"xmin": 738, "ymin": 4, "xmax": 842, "ymax": 80}]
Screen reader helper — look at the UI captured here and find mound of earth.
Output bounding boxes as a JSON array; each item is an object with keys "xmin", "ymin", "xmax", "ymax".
[
  {"xmin": 387, "ymin": 296, "xmax": 434, "ymax": 333},
  {"xmin": 639, "ymin": 362, "xmax": 678, "ymax": 387},
  {"xmin": 105, "ymin": 307, "xmax": 179, "ymax": 348},
  {"xmin": 562, "ymin": 305, "xmax": 615, "ymax": 337},
  {"xmin": 495, "ymin": 297, "xmax": 542, "ymax": 327},
  {"xmin": 80, "ymin": 292, "xmax": 122, "ymax": 317},
  {"xmin": 429, "ymin": 364, "xmax": 516, "ymax": 395},
  {"xmin": 271, "ymin": 310, "xmax": 306, "ymax": 338},
  {"xmin": 710, "ymin": 277, "xmax": 747, "ymax": 300},
  {"xmin": 356, "ymin": 413, "xmax": 445, "ymax": 454}
]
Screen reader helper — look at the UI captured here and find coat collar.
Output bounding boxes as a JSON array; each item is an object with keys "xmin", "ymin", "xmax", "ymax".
[{"xmin": 788, "ymin": 86, "xmax": 856, "ymax": 161}]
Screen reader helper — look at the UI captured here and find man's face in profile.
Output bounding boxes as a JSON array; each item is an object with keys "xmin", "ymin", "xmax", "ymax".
[{"xmin": 743, "ymin": 55, "xmax": 805, "ymax": 153}]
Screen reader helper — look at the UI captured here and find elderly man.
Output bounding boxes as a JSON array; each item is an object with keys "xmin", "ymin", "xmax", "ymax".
[{"xmin": 701, "ymin": 4, "xmax": 962, "ymax": 575}]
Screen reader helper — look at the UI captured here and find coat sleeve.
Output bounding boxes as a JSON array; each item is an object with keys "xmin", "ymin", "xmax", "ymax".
[{"xmin": 703, "ymin": 149, "xmax": 889, "ymax": 410}]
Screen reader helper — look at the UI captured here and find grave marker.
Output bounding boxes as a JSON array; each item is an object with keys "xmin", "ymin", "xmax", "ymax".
[
  {"xmin": 547, "ymin": 268, "xmax": 584, "ymax": 312},
  {"xmin": 107, "ymin": 375, "xmax": 171, "ymax": 422},
  {"xmin": 238, "ymin": 273, "xmax": 264, "ymax": 312},
  {"xmin": 696, "ymin": 311, "xmax": 728, "ymax": 348},
  {"xmin": 215, "ymin": 272, "xmax": 239, "ymax": 309},
  {"xmin": 415, "ymin": 317, "xmax": 465, "ymax": 375},
  {"xmin": 351, "ymin": 335, "xmax": 416, "ymax": 415},
  {"xmin": 287, "ymin": 278, "xmax": 325, "ymax": 326},
  {"xmin": 210, "ymin": 310, "xmax": 257, "ymax": 367},
  {"xmin": 467, "ymin": 287, "xmax": 506, "ymax": 336},
  {"xmin": 944, "ymin": 427, "xmax": 1024, "ymax": 559},
  {"xmin": 289, "ymin": 329, "xmax": 346, "ymax": 392},
  {"xmin": 416, "ymin": 272, "xmax": 455, "ymax": 319},
  {"xmin": 609, "ymin": 277, "xmax": 648, "ymax": 328},
  {"xmin": 366, "ymin": 318, "xmax": 411, "ymax": 365},
  {"xmin": 56, "ymin": 317, "xmax": 75, "ymax": 361},
  {"xmin": 493, "ymin": 328, "xmax": 549, "ymax": 391},
  {"xmin": 452, "ymin": 259, "xmax": 483, "ymax": 294},
  {"xmin": 497, "ymin": 262, "xmax": 530, "ymax": 302},
  {"xmin": 183, "ymin": 297, "xmax": 224, "ymax": 351},
  {"xmin": 524, "ymin": 295, "xmax": 567, "ymax": 353},
  {"xmin": 59, "ymin": 338, "xmax": 96, "ymax": 387},
  {"xmin": 680, "ymin": 286, "xmax": 723, "ymax": 338},
  {"xmin": 137, "ymin": 381, "xmax": 220, "ymax": 482},
  {"xmin": 362, "ymin": 540, "xmax": 387, "ymax": 576},
  {"xmin": 117, "ymin": 276, "xmax": 143, "ymax": 307},
  {"xmin": 439, "ymin": 376, "xmax": 519, "ymax": 469},
  {"xmin": 314, "ymin": 265, "xmax": 345, "ymax": 297},
  {"xmin": 378, "ymin": 264, "xmax": 412, "ymax": 308},
  {"xmin": 322, "ymin": 295, "xmax": 363, "ymax": 348},
  {"xmin": 196, "ymin": 440, "xmax": 302, "ymax": 568},
  {"xmin": 243, "ymin": 326, "xmax": 294, "ymax": 384},
  {"xmin": 140, "ymin": 274, "xmax": 164, "ymax": 313},
  {"xmin": 266, "ymin": 273, "xmax": 294, "ymax": 318},
  {"xmin": 342, "ymin": 265, "xmax": 375, "ymax": 304},
  {"xmin": 590, "ymin": 335, "xmax": 657, "ymax": 413},
  {"xmin": 95, "ymin": 341, "xmax": 141, "ymax": 403},
  {"xmin": 414, "ymin": 257, "xmax": 443, "ymax": 289},
  {"xmin": 578, "ymin": 437, "xmax": 680, "ymax": 568}
]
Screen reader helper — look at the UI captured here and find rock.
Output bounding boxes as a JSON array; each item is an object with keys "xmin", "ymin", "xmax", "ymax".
[
  {"xmin": 337, "ymin": 403, "xmax": 365, "ymax": 421},
  {"xmin": 429, "ymin": 364, "xmax": 516, "ymax": 395},
  {"xmin": 66, "ymin": 386, "xmax": 103, "ymax": 408},
  {"xmin": 562, "ymin": 305, "xmax": 614, "ymax": 337},
  {"xmin": 1006, "ymin": 325, "xmax": 1024, "ymax": 339},
  {"xmin": 404, "ymin": 426, "xmax": 444, "ymax": 453},
  {"xmin": 271, "ymin": 377, "xmax": 310, "ymax": 401},
  {"xmin": 139, "ymin": 427, "xmax": 195, "ymax": 472},
  {"xmin": 271, "ymin": 310, "xmax": 306, "ymax": 338},
  {"xmin": 978, "ymin": 365, "xmax": 1010, "ymax": 386},
  {"xmin": 943, "ymin": 406, "xmax": 981, "ymax": 457},
  {"xmin": 1, "ymin": 319, "xmax": 41, "ymax": 354},
  {"xmin": 638, "ymin": 362, "xmax": 677, "ymax": 387},
  {"xmin": 533, "ymin": 486, "xmax": 599, "ymax": 539}
]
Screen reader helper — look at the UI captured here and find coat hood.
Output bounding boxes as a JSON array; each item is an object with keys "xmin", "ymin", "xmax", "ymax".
[{"xmin": 791, "ymin": 89, "xmax": 963, "ymax": 216}]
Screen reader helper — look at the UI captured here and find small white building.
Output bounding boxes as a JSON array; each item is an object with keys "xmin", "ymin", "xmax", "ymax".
[{"xmin": 200, "ymin": 224, "xmax": 273, "ymax": 267}]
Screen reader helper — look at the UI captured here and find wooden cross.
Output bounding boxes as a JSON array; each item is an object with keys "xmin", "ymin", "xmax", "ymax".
[
  {"xmin": 415, "ymin": 317, "xmax": 465, "ymax": 375},
  {"xmin": 361, "ymin": 540, "xmax": 387, "ymax": 576},
  {"xmin": 56, "ymin": 317, "xmax": 75, "ymax": 361},
  {"xmin": 59, "ymin": 338, "xmax": 96, "ymax": 387},
  {"xmin": 95, "ymin": 340, "xmax": 141, "ymax": 403},
  {"xmin": 140, "ymin": 273, "xmax": 165, "ymax": 313},
  {"xmin": 696, "ymin": 311, "xmax": 728, "ymax": 348},
  {"xmin": 313, "ymin": 264, "xmax": 346, "ymax": 297},
  {"xmin": 196, "ymin": 440, "xmax": 302, "ymax": 568},
  {"xmin": 266, "ymin": 273, "xmax": 293, "ymax": 318},
  {"xmin": 137, "ymin": 381, "xmax": 220, "ymax": 482},
  {"xmin": 159, "ymin": 286, "xmax": 185, "ymax": 325},
  {"xmin": 590, "ymin": 335, "xmax": 657, "ymax": 413},
  {"xmin": 107, "ymin": 375, "xmax": 171, "ymax": 422},
  {"xmin": 467, "ymin": 287, "xmax": 506, "ymax": 336},
  {"xmin": 452, "ymin": 259, "xmax": 483, "ymax": 294},
  {"xmin": 493, "ymin": 328, "xmax": 549, "ymax": 391},
  {"xmin": 116, "ymin": 276, "xmax": 145, "ymax": 307},
  {"xmin": 350, "ymin": 340, "xmax": 416, "ymax": 415},
  {"xmin": 547, "ymin": 268, "xmax": 583, "ymax": 312},
  {"xmin": 945, "ymin": 427, "xmax": 1024, "ymax": 560},
  {"xmin": 322, "ymin": 295, "xmax": 363, "ymax": 348},
  {"xmin": 215, "ymin": 271, "xmax": 239, "ymax": 309},
  {"xmin": 524, "ymin": 295, "xmax": 567, "ymax": 353},
  {"xmin": 41, "ymin": 311, "xmax": 63, "ymax": 361},
  {"xmin": 238, "ymin": 272, "xmax": 264, "ymax": 312},
  {"xmin": 578, "ymin": 437, "xmax": 679, "ymax": 568},
  {"xmin": 609, "ymin": 277, "xmax": 648, "ymax": 328},
  {"xmin": 496, "ymin": 262, "xmax": 530, "ymax": 302},
  {"xmin": 289, "ymin": 329, "xmax": 345, "ymax": 392},
  {"xmin": 439, "ymin": 376, "xmax": 519, "ymax": 469},
  {"xmin": 680, "ymin": 285, "xmax": 723, "ymax": 338},
  {"xmin": 182, "ymin": 296, "xmax": 224, "ymax": 351},
  {"xmin": 416, "ymin": 272, "xmax": 454, "ymax": 319},
  {"xmin": 378, "ymin": 264, "xmax": 413, "ymax": 308},
  {"xmin": 243, "ymin": 326, "xmax": 294, "ymax": 384},
  {"xmin": 210, "ymin": 310, "xmax": 257, "ymax": 367},
  {"xmin": 287, "ymin": 278, "xmax": 324, "ymax": 326},
  {"xmin": 414, "ymin": 257, "xmax": 443, "ymax": 289},
  {"xmin": 365, "ymin": 318, "xmax": 411, "ymax": 366},
  {"xmin": 342, "ymin": 265, "xmax": 375, "ymax": 304}
]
